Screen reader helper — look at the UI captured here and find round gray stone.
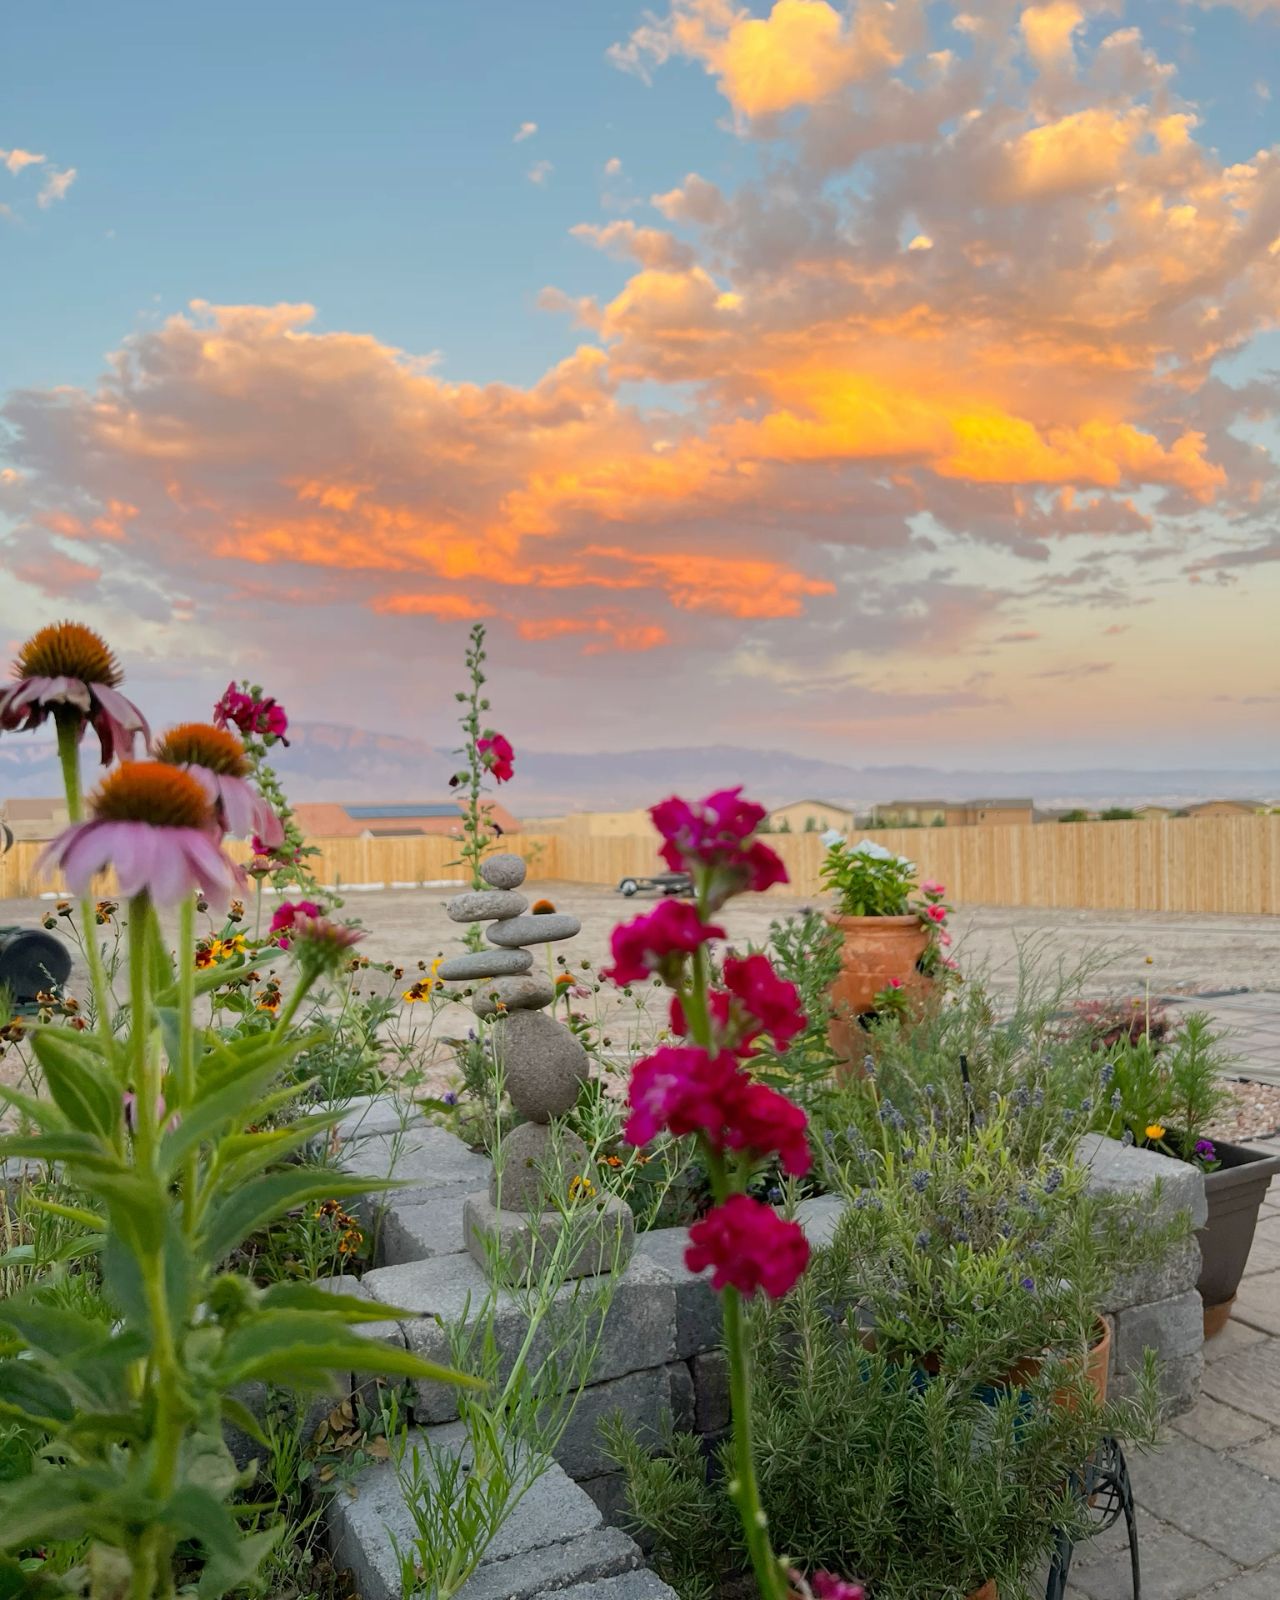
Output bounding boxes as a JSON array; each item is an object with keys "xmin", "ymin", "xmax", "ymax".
[
  {"xmin": 446, "ymin": 889, "xmax": 528, "ymax": 925},
  {"xmin": 490, "ymin": 1120, "xmax": 592, "ymax": 1210},
  {"xmin": 493, "ymin": 1009, "xmax": 590, "ymax": 1120},
  {"xmin": 480, "ymin": 853, "xmax": 527, "ymax": 890},
  {"xmin": 437, "ymin": 949, "xmax": 534, "ymax": 983},
  {"xmin": 486, "ymin": 913, "xmax": 581, "ymax": 949},
  {"xmin": 470, "ymin": 972, "xmax": 555, "ymax": 1019}
]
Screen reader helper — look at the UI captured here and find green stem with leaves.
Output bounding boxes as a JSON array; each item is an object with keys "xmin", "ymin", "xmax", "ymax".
[{"xmin": 54, "ymin": 711, "xmax": 114, "ymax": 1035}]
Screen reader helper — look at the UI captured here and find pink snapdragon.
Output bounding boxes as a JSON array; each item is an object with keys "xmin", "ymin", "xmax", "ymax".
[
  {"xmin": 651, "ymin": 787, "xmax": 787, "ymax": 909},
  {"xmin": 270, "ymin": 899, "xmax": 324, "ymax": 949},
  {"xmin": 924, "ymin": 902, "xmax": 947, "ymax": 924},
  {"xmin": 722, "ymin": 953, "xmax": 806, "ymax": 1047},
  {"xmin": 604, "ymin": 900, "xmax": 724, "ymax": 987},
  {"xmin": 685, "ymin": 1194, "xmax": 810, "ymax": 1299},
  {"xmin": 476, "ymin": 733, "xmax": 515, "ymax": 783},
  {"xmin": 213, "ymin": 682, "xmax": 289, "ymax": 743},
  {"xmin": 723, "ymin": 1080, "xmax": 811, "ymax": 1176},
  {"xmin": 624, "ymin": 1045, "xmax": 743, "ymax": 1146},
  {"xmin": 811, "ymin": 1575, "xmax": 867, "ymax": 1600}
]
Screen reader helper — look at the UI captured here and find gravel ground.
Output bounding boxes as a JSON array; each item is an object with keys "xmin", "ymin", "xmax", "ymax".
[{"xmin": 1207, "ymin": 1081, "xmax": 1280, "ymax": 1143}]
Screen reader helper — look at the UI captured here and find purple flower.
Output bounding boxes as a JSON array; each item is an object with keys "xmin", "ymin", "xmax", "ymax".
[
  {"xmin": 442, "ymin": 1091, "xmax": 459, "ymax": 1106},
  {"xmin": 1195, "ymin": 1138, "xmax": 1216, "ymax": 1159},
  {"xmin": 1020, "ymin": 1276, "xmax": 1036, "ymax": 1292},
  {"xmin": 154, "ymin": 722, "xmax": 283, "ymax": 846}
]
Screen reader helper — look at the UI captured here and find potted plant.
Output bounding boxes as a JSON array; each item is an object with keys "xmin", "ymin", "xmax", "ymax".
[
  {"xmin": 820, "ymin": 839, "xmax": 953, "ymax": 1066},
  {"xmin": 1089, "ymin": 1012, "xmax": 1280, "ymax": 1336}
]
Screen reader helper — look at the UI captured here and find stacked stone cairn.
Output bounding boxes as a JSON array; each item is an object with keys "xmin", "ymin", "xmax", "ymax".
[{"xmin": 437, "ymin": 852, "xmax": 634, "ymax": 1280}]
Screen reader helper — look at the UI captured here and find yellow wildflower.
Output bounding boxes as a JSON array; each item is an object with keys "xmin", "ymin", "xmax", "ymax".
[{"xmin": 1145, "ymin": 1123, "xmax": 1166, "ymax": 1141}]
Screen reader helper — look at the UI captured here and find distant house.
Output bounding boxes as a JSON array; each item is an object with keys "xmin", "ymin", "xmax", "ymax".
[
  {"xmin": 1134, "ymin": 805, "xmax": 1176, "ymax": 820},
  {"xmin": 769, "ymin": 799, "xmax": 858, "ymax": 834},
  {"xmin": 292, "ymin": 799, "xmax": 520, "ymax": 839},
  {"xmin": 525, "ymin": 808, "xmax": 654, "ymax": 838},
  {"xmin": 1183, "ymin": 800, "xmax": 1263, "ymax": 818},
  {"xmin": 0, "ymin": 796, "xmax": 69, "ymax": 842},
  {"xmin": 872, "ymin": 797, "xmax": 1035, "ymax": 828}
]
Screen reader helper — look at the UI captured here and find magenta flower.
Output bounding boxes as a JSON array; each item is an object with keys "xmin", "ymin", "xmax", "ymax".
[
  {"xmin": 269, "ymin": 899, "xmax": 324, "ymax": 949},
  {"xmin": 213, "ymin": 681, "xmax": 289, "ymax": 744},
  {"xmin": 921, "ymin": 880, "xmax": 946, "ymax": 898},
  {"xmin": 39, "ymin": 762, "xmax": 242, "ymax": 910},
  {"xmin": 685, "ymin": 1194, "xmax": 810, "ymax": 1299},
  {"xmin": 624, "ymin": 1044, "xmax": 744, "ymax": 1146},
  {"xmin": 811, "ymin": 1575, "xmax": 867, "ymax": 1600},
  {"xmin": 153, "ymin": 722, "xmax": 283, "ymax": 847},
  {"xmin": 924, "ymin": 902, "xmax": 947, "ymax": 924},
  {"xmin": 722, "ymin": 953, "xmax": 806, "ymax": 1047},
  {"xmin": 0, "ymin": 621, "xmax": 149, "ymax": 764},
  {"xmin": 604, "ymin": 900, "xmax": 725, "ymax": 987},
  {"xmin": 477, "ymin": 732, "xmax": 515, "ymax": 783},
  {"xmin": 651, "ymin": 788, "xmax": 787, "ymax": 909},
  {"xmin": 723, "ymin": 1080, "xmax": 811, "ymax": 1176},
  {"xmin": 287, "ymin": 913, "xmax": 364, "ymax": 970}
]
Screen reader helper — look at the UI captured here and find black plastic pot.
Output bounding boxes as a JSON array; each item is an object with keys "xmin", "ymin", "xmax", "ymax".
[
  {"xmin": 0, "ymin": 924, "xmax": 72, "ymax": 1004},
  {"xmin": 1197, "ymin": 1137, "xmax": 1280, "ymax": 1332}
]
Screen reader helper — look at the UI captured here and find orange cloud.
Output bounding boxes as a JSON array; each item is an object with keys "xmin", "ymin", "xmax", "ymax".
[{"xmin": 372, "ymin": 594, "xmax": 497, "ymax": 620}]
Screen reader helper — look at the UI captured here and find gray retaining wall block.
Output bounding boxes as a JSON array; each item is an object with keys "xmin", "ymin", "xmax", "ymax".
[
  {"xmin": 550, "ymin": 1363, "xmax": 694, "ymax": 1480},
  {"xmin": 794, "ymin": 1195, "xmax": 847, "ymax": 1250},
  {"xmin": 550, "ymin": 1574, "xmax": 683, "ymax": 1600},
  {"xmin": 320, "ymin": 1095, "xmax": 429, "ymax": 1145},
  {"xmin": 1112, "ymin": 1287, "xmax": 1205, "ymax": 1414},
  {"xmin": 1077, "ymin": 1132, "xmax": 1208, "ymax": 1229},
  {"xmin": 375, "ymin": 1184, "xmax": 473, "ymax": 1266},
  {"xmin": 633, "ymin": 1228, "xmax": 720, "ymax": 1359},
  {"xmin": 463, "ymin": 1189, "xmax": 635, "ymax": 1282},
  {"xmin": 1105, "ymin": 1237, "xmax": 1202, "ymax": 1315},
  {"xmin": 338, "ymin": 1125, "xmax": 493, "ymax": 1204},
  {"xmin": 691, "ymin": 1350, "xmax": 731, "ymax": 1435},
  {"xmin": 359, "ymin": 1249, "xmax": 678, "ymax": 1423},
  {"xmin": 456, "ymin": 1528, "xmax": 642, "ymax": 1600}
]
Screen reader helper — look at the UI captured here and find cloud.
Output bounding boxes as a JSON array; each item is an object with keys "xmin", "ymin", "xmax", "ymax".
[
  {"xmin": 36, "ymin": 166, "xmax": 76, "ymax": 207},
  {"xmin": 604, "ymin": 156, "xmax": 623, "ymax": 175},
  {"xmin": 514, "ymin": 121, "xmax": 538, "ymax": 143},
  {"xmin": 570, "ymin": 219, "xmax": 696, "ymax": 269},
  {"xmin": 1, "ymin": 148, "xmax": 46, "ymax": 175},
  {"xmin": 527, "ymin": 160, "xmax": 553, "ymax": 186}
]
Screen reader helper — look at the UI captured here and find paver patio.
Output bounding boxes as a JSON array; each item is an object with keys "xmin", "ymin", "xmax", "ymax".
[
  {"xmin": 1066, "ymin": 1139, "xmax": 1280, "ymax": 1599},
  {"xmin": 1163, "ymin": 994, "xmax": 1280, "ymax": 1088}
]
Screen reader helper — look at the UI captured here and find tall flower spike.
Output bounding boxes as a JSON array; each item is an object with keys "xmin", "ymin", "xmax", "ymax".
[
  {"xmin": 38, "ymin": 761, "xmax": 243, "ymax": 909},
  {"xmin": 154, "ymin": 722, "xmax": 284, "ymax": 846},
  {"xmin": 0, "ymin": 621, "xmax": 149, "ymax": 764}
]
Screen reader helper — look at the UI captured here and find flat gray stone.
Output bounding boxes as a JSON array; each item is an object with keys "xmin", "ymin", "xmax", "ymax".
[
  {"xmin": 1234, "ymin": 1431, "xmax": 1280, "ymax": 1480},
  {"xmin": 1235, "ymin": 1270, "xmax": 1280, "ymax": 1336},
  {"xmin": 1105, "ymin": 1238, "xmax": 1203, "ymax": 1314},
  {"xmin": 439, "ymin": 949, "xmax": 535, "ymax": 982},
  {"xmin": 1128, "ymin": 1435, "xmax": 1280, "ymax": 1565},
  {"xmin": 318, "ymin": 1094, "xmax": 427, "ymax": 1143},
  {"xmin": 456, "ymin": 1527, "xmax": 641, "ymax": 1600},
  {"xmin": 795, "ymin": 1195, "xmax": 846, "ymax": 1250},
  {"xmin": 325, "ymin": 1435, "xmax": 608, "ymax": 1600},
  {"xmin": 374, "ymin": 1185, "xmax": 472, "ymax": 1266},
  {"xmin": 551, "ymin": 1364, "xmax": 692, "ymax": 1480},
  {"xmin": 1246, "ymin": 1216, "xmax": 1280, "ymax": 1277},
  {"xmin": 692, "ymin": 1350, "xmax": 730, "ymax": 1434},
  {"xmin": 1201, "ymin": 1340, "xmax": 1280, "ymax": 1427},
  {"xmin": 634, "ymin": 1228, "xmax": 722, "ymax": 1358},
  {"xmin": 578, "ymin": 1472, "xmax": 640, "ymax": 1535},
  {"xmin": 493, "ymin": 1009, "xmax": 590, "ymax": 1119},
  {"xmin": 360, "ymin": 1249, "xmax": 677, "ymax": 1424},
  {"xmin": 1069, "ymin": 1512, "xmax": 1235, "ymax": 1600},
  {"xmin": 338, "ymin": 1125, "xmax": 492, "ymax": 1210},
  {"xmin": 1078, "ymin": 1132, "xmax": 1208, "ymax": 1229},
  {"xmin": 1114, "ymin": 1289, "xmax": 1206, "ymax": 1368},
  {"xmin": 471, "ymin": 972, "xmax": 555, "ymax": 1019},
  {"xmin": 464, "ymin": 1190, "xmax": 635, "ymax": 1284},
  {"xmin": 480, "ymin": 853, "xmax": 528, "ymax": 890},
  {"xmin": 488, "ymin": 913, "xmax": 582, "ymax": 948},
  {"xmin": 1172, "ymin": 1392, "xmax": 1271, "ymax": 1446},
  {"xmin": 1205, "ymin": 1318, "xmax": 1268, "ymax": 1364},
  {"xmin": 447, "ymin": 889, "xmax": 529, "ymax": 924},
  {"xmin": 552, "ymin": 1573, "xmax": 683, "ymax": 1600},
  {"xmin": 1200, "ymin": 1554, "xmax": 1280, "ymax": 1599},
  {"xmin": 489, "ymin": 1120, "xmax": 592, "ymax": 1211}
]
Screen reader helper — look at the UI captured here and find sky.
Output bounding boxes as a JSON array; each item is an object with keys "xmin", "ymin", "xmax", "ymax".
[{"xmin": 2, "ymin": 0, "xmax": 1278, "ymax": 773}]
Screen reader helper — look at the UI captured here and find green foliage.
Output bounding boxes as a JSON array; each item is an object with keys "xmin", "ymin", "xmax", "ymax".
[
  {"xmin": 612, "ymin": 1230, "xmax": 1162, "ymax": 1600},
  {"xmin": 1087, "ymin": 1011, "xmax": 1235, "ymax": 1161},
  {"xmin": 820, "ymin": 839, "xmax": 918, "ymax": 917},
  {"xmin": 744, "ymin": 911, "xmax": 843, "ymax": 1099},
  {"xmin": 448, "ymin": 623, "xmax": 507, "ymax": 936}
]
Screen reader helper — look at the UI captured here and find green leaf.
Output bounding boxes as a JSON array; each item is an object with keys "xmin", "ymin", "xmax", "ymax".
[
  {"xmin": 25, "ymin": 1196, "xmax": 106, "ymax": 1233},
  {"xmin": 154, "ymin": 956, "xmax": 251, "ymax": 1008},
  {"xmin": 0, "ymin": 1085, "xmax": 70, "ymax": 1135},
  {"xmin": 0, "ymin": 1464, "xmax": 130, "ymax": 1547},
  {"xmin": 0, "ymin": 1550, "xmax": 73, "ymax": 1600},
  {"xmin": 163, "ymin": 1484, "xmax": 282, "ymax": 1600},
  {"xmin": 0, "ymin": 1360, "xmax": 76, "ymax": 1426},
  {"xmin": 220, "ymin": 1313, "xmax": 480, "ymax": 1391},
  {"xmin": 29, "ymin": 1028, "xmax": 122, "ymax": 1141},
  {"xmin": 0, "ymin": 1134, "xmax": 122, "ymax": 1174},
  {"xmin": 79, "ymin": 1171, "xmax": 168, "ymax": 1257},
  {"xmin": 202, "ymin": 1171, "xmax": 401, "ymax": 1267},
  {"xmin": 259, "ymin": 1281, "xmax": 407, "ymax": 1323},
  {"xmin": 0, "ymin": 1293, "xmax": 107, "ymax": 1360},
  {"xmin": 159, "ymin": 1062, "xmax": 308, "ymax": 1175},
  {"xmin": 220, "ymin": 1395, "xmax": 268, "ymax": 1449}
]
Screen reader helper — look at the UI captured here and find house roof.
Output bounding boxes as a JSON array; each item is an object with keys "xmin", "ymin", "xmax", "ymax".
[
  {"xmin": 771, "ymin": 798, "xmax": 856, "ymax": 813},
  {"xmin": 0, "ymin": 797, "xmax": 67, "ymax": 820},
  {"xmin": 965, "ymin": 797, "xmax": 1034, "ymax": 809},
  {"xmin": 295, "ymin": 798, "xmax": 519, "ymax": 838}
]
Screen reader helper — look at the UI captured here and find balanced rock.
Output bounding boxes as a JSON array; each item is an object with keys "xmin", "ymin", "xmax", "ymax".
[
  {"xmin": 493, "ymin": 1009, "xmax": 590, "ymax": 1120},
  {"xmin": 490, "ymin": 1120, "xmax": 592, "ymax": 1210},
  {"xmin": 436, "ymin": 949, "xmax": 534, "ymax": 983},
  {"xmin": 470, "ymin": 972, "xmax": 555, "ymax": 1019},
  {"xmin": 446, "ymin": 889, "xmax": 528, "ymax": 924},
  {"xmin": 487, "ymin": 913, "xmax": 581, "ymax": 949},
  {"xmin": 480, "ymin": 853, "xmax": 527, "ymax": 891}
]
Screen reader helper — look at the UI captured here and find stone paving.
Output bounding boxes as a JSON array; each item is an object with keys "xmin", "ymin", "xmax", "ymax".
[
  {"xmin": 1066, "ymin": 1146, "xmax": 1280, "ymax": 1600},
  {"xmin": 1163, "ymin": 993, "xmax": 1280, "ymax": 1088}
]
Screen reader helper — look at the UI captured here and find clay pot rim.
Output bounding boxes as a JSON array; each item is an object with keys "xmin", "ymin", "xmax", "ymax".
[{"xmin": 825, "ymin": 912, "xmax": 924, "ymax": 928}]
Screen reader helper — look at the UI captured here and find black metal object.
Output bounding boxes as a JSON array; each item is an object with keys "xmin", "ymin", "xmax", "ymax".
[
  {"xmin": 1045, "ymin": 1435, "xmax": 1140, "ymax": 1599},
  {"xmin": 0, "ymin": 924, "xmax": 72, "ymax": 1003},
  {"xmin": 616, "ymin": 871, "xmax": 694, "ymax": 898}
]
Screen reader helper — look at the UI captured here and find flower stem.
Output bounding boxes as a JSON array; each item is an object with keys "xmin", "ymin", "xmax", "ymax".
[
  {"xmin": 128, "ymin": 897, "xmax": 157, "ymax": 1172},
  {"xmin": 721, "ymin": 1285, "xmax": 788, "ymax": 1600},
  {"xmin": 176, "ymin": 895, "xmax": 197, "ymax": 1229},
  {"xmin": 53, "ymin": 710, "xmax": 114, "ymax": 1037}
]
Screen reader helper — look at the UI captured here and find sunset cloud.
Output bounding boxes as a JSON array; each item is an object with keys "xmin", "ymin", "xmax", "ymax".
[
  {"xmin": 36, "ymin": 166, "xmax": 75, "ymax": 207},
  {"xmin": 1, "ymin": 148, "xmax": 46, "ymax": 175}
]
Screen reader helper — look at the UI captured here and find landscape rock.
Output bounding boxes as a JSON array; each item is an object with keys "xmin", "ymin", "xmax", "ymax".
[
  {"xmin": 438, "ymin": 949, "xmax": 535, "ymax": 982},
  {"xmin": 480, "ymin": 853, "xmax": 528, "ymax": 890},
  {"xmin": 374, "ymin": 1184, "xmax": 472, "ymax": 1266},
  {"xmin": 634, "ymin": 1228, "xmax": 722, "ymax": 1358},
  {"xmin": 487, "ymin": 913, "xmax": 583, "ymax": 948},
  {"xmin": 471, "ymin": 971, "xmax": 555, "ymax": 1019},
  {"xmin": 493, "ymin": 1009, "xmax": 590, "ymax": 1119},
  {"xmin": 447, "ymin": 889, "xmax": 529, "ymax": 924},
  {"xmin": 338, "ymin": 1125, "xmax": 492, "ymax": 1211},
  {"xmin": 489, "ymin": 1120, "xmax": 592, "ymax": 1210},
  {"xmin": 464, "ymin": 1190, "xmax": 635, "ymax": 1283},
  {"xmin": 1078, "ymin": 1132, "xmax": 1208, "ymax": 1229}
]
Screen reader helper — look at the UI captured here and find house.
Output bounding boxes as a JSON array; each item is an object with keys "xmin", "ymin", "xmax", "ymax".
[
  {"xmin": 0, "ymin": 796, "xmax": 69, "ymax": 842},
  {"xmin": 871, "ymin": 797, "xmax": 1035, "ymax": 828},
  {"xmin": 524, "ymin": 808, "xmax": 655, "ymax": 838},
  {"xmin": 1134, "ymin": 805, "xmax": 1176, "ymax": 820},
  {"xmin": 292, "ymin": 799, "xmax": 520, "ymax": 839},
  {"xmin": 1183, "ymin": 800, "xmax": 1264, "ymax": 818},
  {"xmin": 768, "ymin": 799, "xmax": 858, "ymax": 834}
]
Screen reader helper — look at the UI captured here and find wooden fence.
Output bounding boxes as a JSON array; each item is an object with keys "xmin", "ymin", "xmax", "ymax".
[{"xmin": 2, "ymin": 816, "xmax": 1277, "ymax": 915}]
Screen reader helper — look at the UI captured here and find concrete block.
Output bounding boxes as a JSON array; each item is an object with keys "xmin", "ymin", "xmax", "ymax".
[
  {"xmin": 1114, "ymin": 1289, "xmax": 1206, "ymax": 1368},
  {"xmin": 1077, "ymin": 1132, "xmax": 1208, "ymax": 1229},
  {"xmin": 634, "ymin": 1228, "xmax": 722, "ymax": 1358},
  {"xmin": 795, "ymin": 1194, "xmax": 847, "ymax": 1250},
  {"xmin": 1104, "ymin": 1237, "xmax": 1202, "ymax": 1314},
  {"xmin": 360, "ymin": 1249, "xmax": 678, "ymax": 1424},
  {"xmin": 1200, "ymin": 1338, "xmax": 1280, "ymax": 1427},
  {"xmin": 692, "ymin": 1350, "xmax": 731, "ymax": 1435},
  {"xmin": 374, "ymin": 1185, "xmax": 472, "ymax": 1266},
  {"xmin": 456, "ymin": 1528, "xmax": 641, "ymax": 1600},
  {"xmin": 1127, "ymin": 1434, "xmax": 1280, "ymax": 1566},
  {"xmin": 463, "ymin": 1190, "xmax": 635, "ymax": 1283},
  {"xmin": 338, "ymin": 1125, "xmax": 491, "ymax": 1208},
  {"xmin": 1068, "ymin": 1511, "xmax": 1235, "ymax": 1600},
  {"xmin": 579, "ymin": 1471, "xmax": 642, "ymax": 1535},
  {"xmin": 550, "ymin": 1574, "xmax": 683, "ymax": 1600},
  {"xmin": 552, "ymin": 1364, "xmax": 690, "ymax": 1480},
  {"xmin": 317, "ymin": 1094, "xmax": 428, "ymax": 1144}
]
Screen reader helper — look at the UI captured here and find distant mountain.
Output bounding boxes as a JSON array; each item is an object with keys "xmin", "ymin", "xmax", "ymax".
[{"xmin": 2, "ymin": 723, "xmax": 1276, "ymax": 814}]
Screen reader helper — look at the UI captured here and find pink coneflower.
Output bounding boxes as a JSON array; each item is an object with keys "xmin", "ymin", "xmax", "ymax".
[
  {"xmin": 39, "ymin": 761, "xmax": 243, "ymax": 910},
  {"xmin": 0, "ymin": 621, "xmax": 149, "ymax": 764},
  {"xmin": 153, "ymin": 722, "xmax": 284, "ymax": 847},
  {"xmin": 287, "ymin": 913, "xmax": 364, "ymax": 971}
]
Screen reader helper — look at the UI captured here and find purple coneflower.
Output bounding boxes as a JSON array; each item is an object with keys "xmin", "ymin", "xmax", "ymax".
[
  {"xmin": 153, "ymin": 722, "xmax": 283, "ymax": 847},
  {"xmin": 39, "ymin": 761, "xmax": 243, "ymax": 910},
  {"xmin": 287, "ymin": 913, "xmax": 364, "ymax": 971},
  {"xmin": 0, "ymin": 621, "xmax": 149, "ymax": 764}
]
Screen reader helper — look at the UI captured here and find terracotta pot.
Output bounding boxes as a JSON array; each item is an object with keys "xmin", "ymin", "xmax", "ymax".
[
  {"xmin": 966, "ymin": 1583, "xmax": 998, "ymax": 1600},
  {"xmin": 826, "ymin": 913, "xmax": 931, "ymax": 1069},
  {"xmin": 998, "ymin": 1316, "xmax": 1111, "ymax": 1408},
  {"xmin": 1196, "ymin": 1138, "xmax": 1280, "ymax": 1334}
]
